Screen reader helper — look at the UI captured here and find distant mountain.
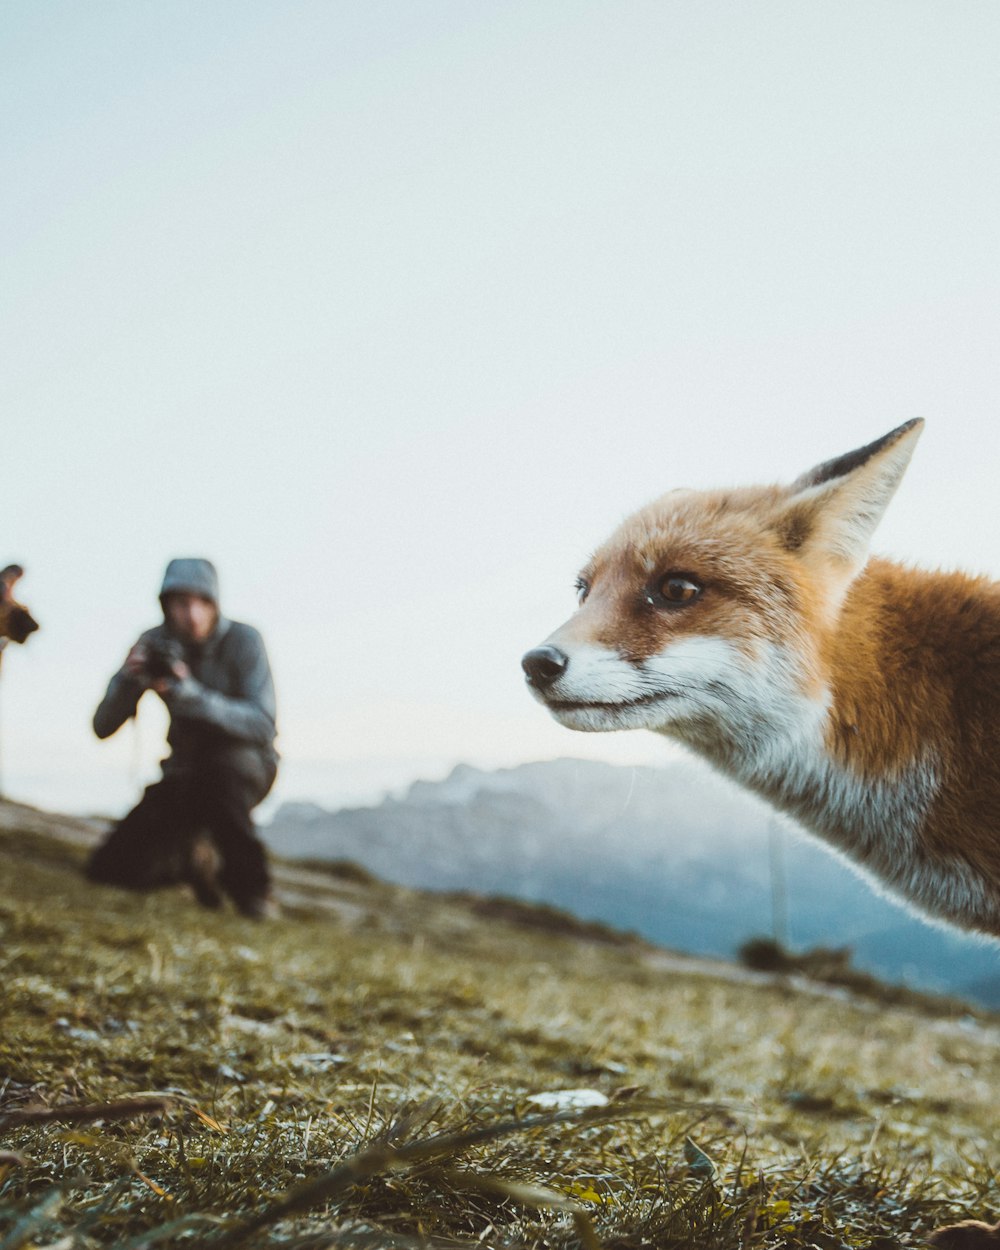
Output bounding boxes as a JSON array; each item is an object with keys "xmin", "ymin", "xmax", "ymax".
[{"xmin": 263, "ymin": 757, "xmax": 1000, "ymax": 1007}]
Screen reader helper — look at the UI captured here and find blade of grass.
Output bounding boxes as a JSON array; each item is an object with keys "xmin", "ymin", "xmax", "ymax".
[
  {"xmin": 211, "ymin": 1098, "xmax": 706, "ymax": 1247},
  {"xmin": 0, "ymin": 1097, "xmax": 173, "ymax": 1130}
]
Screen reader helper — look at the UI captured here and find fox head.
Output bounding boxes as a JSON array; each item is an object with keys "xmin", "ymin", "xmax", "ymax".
[
  {"xmin": 522, "ymin": 420, "xmax": 923, "ymax": 762},
  {"xmin": 0, "ymin": 565, "xmax": 40, "ymax": 648}
]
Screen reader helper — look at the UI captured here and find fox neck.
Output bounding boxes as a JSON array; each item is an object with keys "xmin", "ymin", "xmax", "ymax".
[{"xmin": 659, "ymin": 566, "xmax": 947, "ymax": 900}]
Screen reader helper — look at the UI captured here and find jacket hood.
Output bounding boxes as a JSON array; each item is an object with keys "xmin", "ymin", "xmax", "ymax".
[{"xmin": 159, "ymin": 558, "xmax": 220, "ymax": 608}]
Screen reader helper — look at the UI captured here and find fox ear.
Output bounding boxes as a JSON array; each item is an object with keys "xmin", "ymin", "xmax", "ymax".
[
  {"xmin": 776, "ymin": 420, "xmax": 924, "ymax": 574},
  {"xmin": 0, "ymin": 565, "xmax": 23, "ymax": 603}
]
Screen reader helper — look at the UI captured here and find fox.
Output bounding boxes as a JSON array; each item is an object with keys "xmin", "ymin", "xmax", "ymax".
[
  {"xmin": 0, "ymin": 564, "xmax": 39, "ymax": 664},
  {"xmin": 523, "ymin": 420, "xmax": 1000, "ymax": 1245},
  {"xmin": 523, "ymin": 420, "xmax": 1000, "ymax": 938}
]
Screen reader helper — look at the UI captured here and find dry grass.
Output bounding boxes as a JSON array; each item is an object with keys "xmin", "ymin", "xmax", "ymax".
[{"xmin": 2, "ymin": 803, "xmax": 1000, "ymax": 1247}]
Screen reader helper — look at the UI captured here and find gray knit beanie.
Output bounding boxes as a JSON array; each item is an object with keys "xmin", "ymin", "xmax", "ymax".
[{"xmin": 159, "ymin": 558, "xmax": 220, "ymax": 607}]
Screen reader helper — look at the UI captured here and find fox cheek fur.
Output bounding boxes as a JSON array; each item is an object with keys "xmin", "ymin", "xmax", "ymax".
[{"xmin": 523, "ymin": 419, "xmax": 1000, "ymax": 938}]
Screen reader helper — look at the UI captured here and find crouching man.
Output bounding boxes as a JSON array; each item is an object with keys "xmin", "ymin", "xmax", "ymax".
[{"xmin": 86, "ymin": 558, "xmax": 279, "ymax": 918}]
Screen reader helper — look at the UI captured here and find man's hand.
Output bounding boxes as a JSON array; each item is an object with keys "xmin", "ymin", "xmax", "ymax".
[
  {"xmin": 124, "ymin": 643, "xmax": 151, "ymax": 686},
  {"xmin": 123, "ymin": 644, "xmax": 190, "ymax": 694},
  {"xmin": 152, "ymin": 659, "xmax": 190, "ymax": 697}
]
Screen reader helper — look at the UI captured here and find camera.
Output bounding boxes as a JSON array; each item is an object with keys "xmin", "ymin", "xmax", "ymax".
[{"xmin": 144, "ymin": 637, "xmax": 185, "ymax": 681}]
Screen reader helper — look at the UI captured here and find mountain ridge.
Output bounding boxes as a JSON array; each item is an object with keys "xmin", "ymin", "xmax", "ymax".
[{"xmin": 264, "ymin": 755, "xmax": 1000, "ymax": 1006}]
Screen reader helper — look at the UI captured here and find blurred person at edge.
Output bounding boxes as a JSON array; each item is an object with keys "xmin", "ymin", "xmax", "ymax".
[{"xmin": 86, "ymin": 558, "xmax": 279, "ymax": 919}]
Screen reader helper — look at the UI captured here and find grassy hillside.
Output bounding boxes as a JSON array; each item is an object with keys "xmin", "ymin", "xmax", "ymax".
[{"xmin": 2, "ymin": 801, "xmax": 999, "ymax": 1248}]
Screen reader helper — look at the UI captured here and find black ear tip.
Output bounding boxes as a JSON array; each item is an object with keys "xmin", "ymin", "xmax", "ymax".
[{"xmin": 794, "ymin": 420, "xmax": 924, "ymax": 491}]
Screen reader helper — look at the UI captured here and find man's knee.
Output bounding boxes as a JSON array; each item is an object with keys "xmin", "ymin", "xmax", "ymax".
[
  {"xmin": 86, "ymin": 839, "xmax": 132, "ymax": 886},
  {"xmin": 84, "ymin": 782, "xmax": 189, "ymax": 890},
  {"xmin": 86, "ymin": 833, "xmax": 172, "ymax": 889}
]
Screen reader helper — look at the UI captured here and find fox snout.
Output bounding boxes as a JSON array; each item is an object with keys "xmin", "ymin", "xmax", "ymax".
[
  {"xmin": 8, "ymin": 606, "xmax": 40, "ymax": 643},
  {"xmin": 521, "ymin": 645, "xmax": 568, "ymax": 691}
]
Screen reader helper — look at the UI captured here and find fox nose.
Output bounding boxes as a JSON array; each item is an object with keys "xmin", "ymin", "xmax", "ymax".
[
  {"xmin": 8, "ymin": 608, "xmax": 39, "ymax": 642},
  {"xmin": 521, "ymin": 645, "xmax": 569, "ymax": 688}
]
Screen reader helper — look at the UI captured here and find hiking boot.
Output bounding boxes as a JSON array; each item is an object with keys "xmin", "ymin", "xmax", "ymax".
[
  {"xmin": 186, "ymin": 834, "xmax": 224, "ymax": 910},
  {"xmin": 235, "ymin": 892, "xmax": 280, "ymax": 921}
]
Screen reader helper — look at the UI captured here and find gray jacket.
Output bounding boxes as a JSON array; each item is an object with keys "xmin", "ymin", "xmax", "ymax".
[{"xmin": 94, "ymin": 564, "xmax": 277, "ymax": 771}]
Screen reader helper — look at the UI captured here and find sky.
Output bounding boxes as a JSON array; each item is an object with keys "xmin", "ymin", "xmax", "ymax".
[{"xmin": 3, "ymin": 1, "xmax": 1000, "ymax": 817}]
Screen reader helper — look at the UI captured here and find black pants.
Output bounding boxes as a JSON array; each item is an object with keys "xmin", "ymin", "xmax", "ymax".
[{"xmin": 86, "ymin": 745, "xmax": 277, "ymax": 907}]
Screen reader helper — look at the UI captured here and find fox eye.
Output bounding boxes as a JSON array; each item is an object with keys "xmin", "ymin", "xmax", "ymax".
[
  {"xmin": 652, "ymin": 575, "xmax": 703, "ymax": 606},
  {"xmin": 574, "ymin": 577, "xmax": 590, "ymax": 605}
]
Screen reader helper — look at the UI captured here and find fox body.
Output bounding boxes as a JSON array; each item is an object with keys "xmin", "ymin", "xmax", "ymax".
[{"xmin": 523, "ymin": 420, "xmax": 1000, "ymax": 939}]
